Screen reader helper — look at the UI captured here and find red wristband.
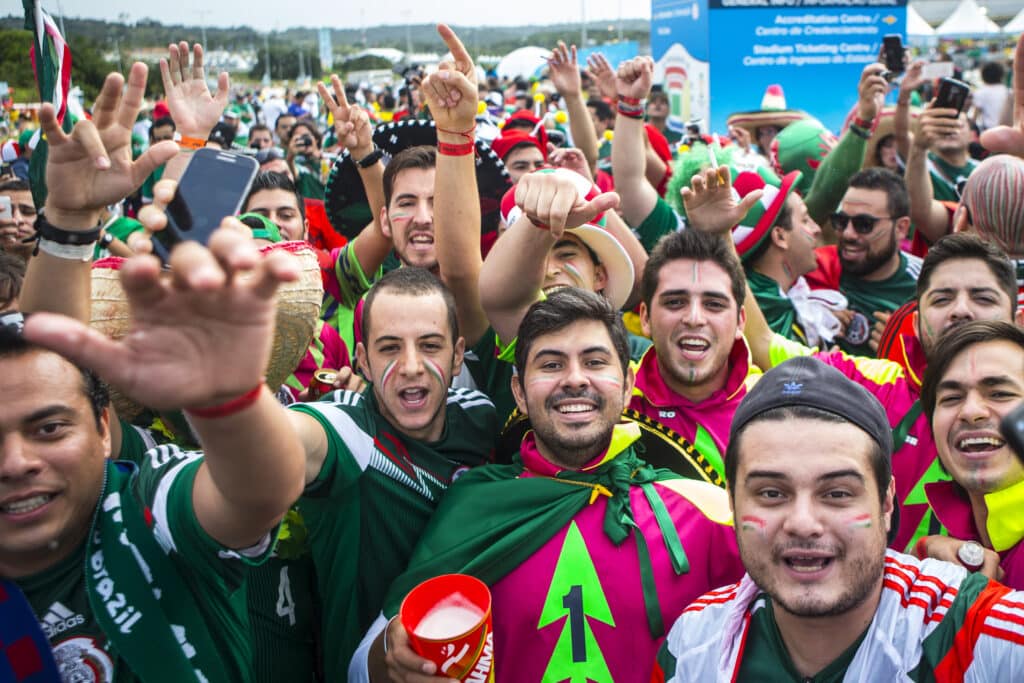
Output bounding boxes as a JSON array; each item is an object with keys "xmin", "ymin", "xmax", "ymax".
[
  {"xmin": 618, "ymin": 96, "xmax": 642, "ymax": 106},
  {"xmin": 914, "ymin": 536, "xmax": 929, "ymax": 560},
  {"xmin": 435, "ymin": 124, "xmax": 477, "ymax": 141},
  {"xmin": 437, "ymin": 140, "xmax": 475, "ymax": 156},
  {"xmin": 176, "ymin": 134, "xmax": 207, "ymax": 150},
  {"xmin": 186, "ymin": 384, "xmax": 263, "ymax": 419},
  {"xmin": 852, "ymin": 116, "xmax": 874, "ymax": 130}
]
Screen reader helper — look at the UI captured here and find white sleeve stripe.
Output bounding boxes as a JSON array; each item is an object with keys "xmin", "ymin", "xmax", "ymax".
[
  {"xmin": 304, "ymin": 402, "xmax": 376, "ymax": 472},
  {"xmin": 151, "ymin": 450, "xmax": 204, "ymax": 555}
]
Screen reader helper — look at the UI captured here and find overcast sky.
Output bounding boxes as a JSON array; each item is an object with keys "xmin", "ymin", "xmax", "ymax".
[{"xmin": 42, "ymin": 0, "xmax": 649, "ymax": 30}]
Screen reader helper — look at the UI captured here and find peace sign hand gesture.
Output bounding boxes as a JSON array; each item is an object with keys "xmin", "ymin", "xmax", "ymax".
[{"xmin": 317, "ymin": 75, "xmax": 374, "ymax": 160}]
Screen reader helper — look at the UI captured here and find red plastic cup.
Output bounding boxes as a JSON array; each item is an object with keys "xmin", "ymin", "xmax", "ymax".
[{"xmin": 399, "ymin": 574, "xmax": 495, "ymax": 681}]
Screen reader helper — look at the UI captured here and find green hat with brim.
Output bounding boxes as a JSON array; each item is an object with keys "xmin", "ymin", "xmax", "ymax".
[
  {"xmin": 238, "ymin": 212, "xmax": 282, "ymax": 243},
  {"xmin": 731, "ymin": 169, "xmax": 803, "ymax": 262}
]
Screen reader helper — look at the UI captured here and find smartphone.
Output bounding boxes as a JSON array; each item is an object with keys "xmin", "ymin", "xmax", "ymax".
[
  {"xmin": 1000, "ymin": 401, "xmax": 1024, "ymax": 465},
  {"xmin": 0, "ymin": 196, "xmax": 11, "ymax": 222},
  {"xmin": 152, "ymin": 147, "xmax": 259, "ymax": 263},
  {"xmin": 933, "ymin": 78, "xmax": 971, "ymax": 115},
  {"xmin": 882, "ymin": 35, "xmax": 905, "ymax": 76}
]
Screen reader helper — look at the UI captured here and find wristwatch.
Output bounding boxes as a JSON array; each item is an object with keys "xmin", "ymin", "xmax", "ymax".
[
  {"xmin": 957, "ymin": 540, "xmax": 985, "ymax": 571},
  {"xmin": 355, "ymin": 146, "xmax": 384, "ymax": 168}
]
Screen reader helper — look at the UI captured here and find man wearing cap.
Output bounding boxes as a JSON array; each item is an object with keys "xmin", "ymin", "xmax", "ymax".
[
  {"xmin": 654, "ymin": 355, "xmax": 1024, "ymax": 681},
  {"xmin": 916, "ymin": 321, "xmax": 1024, "ymax": 589},
  {"xmin": 727, "ymin": 169, "xmax": 842, "ymax": 346},
  {"xmin": 356, "ymin": 288, "xmax": 743, "ymax": 682},
  {"xmin": 490, "ymin": 129, "xmax": 547, "ymax": 182}
]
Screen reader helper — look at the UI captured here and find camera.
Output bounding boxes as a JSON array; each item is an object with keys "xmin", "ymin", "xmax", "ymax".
[{"xmin": 296, "ymin": 134, "xmax": 314, "ymax": 149}]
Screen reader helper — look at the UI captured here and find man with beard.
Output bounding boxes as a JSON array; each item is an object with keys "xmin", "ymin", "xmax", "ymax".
[
  {"xmin": 653, "ymin": 356, "xmax": 1024, "ymax": 681},
  {"xmin": 804, "ymin": 167, "xmax": 920, "ymax": 356},
  {"xmin": 353, "ymin": 289, "xmax": 743, "ymax": 682}
]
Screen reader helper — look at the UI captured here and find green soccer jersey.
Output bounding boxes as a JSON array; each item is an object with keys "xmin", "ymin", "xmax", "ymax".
[
  {"xmin": 927, "ymin": 152, "xmax": 977, "ymax": 202},
  {"xmin": 16, "ymin": 450, "xmax": 275, "ymax": 682},
  {"xmin": 736, "ymin": 594, "xmax": 867, "ymax": 682},
  {"xmin": 746, "ymin": 269, "xmax": 806, "ymax": 343},
  {"xmin": 290, "ymin": 387, "xmax": 498, "ymax": 681},
  {"xmin": 837, "ymin": 251, "xmax": 921, "ymax": 356}
]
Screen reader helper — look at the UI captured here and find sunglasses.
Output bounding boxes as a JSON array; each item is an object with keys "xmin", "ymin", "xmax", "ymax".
[{"xmin": 829, "ymin": 212, "xmax": 892, "ymax": 235}]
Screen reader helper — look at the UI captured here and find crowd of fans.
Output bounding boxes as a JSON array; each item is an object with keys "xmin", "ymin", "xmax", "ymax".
[{"xmin": 2, "ymin": 22, "xmax": 1024, "ymax": 683}]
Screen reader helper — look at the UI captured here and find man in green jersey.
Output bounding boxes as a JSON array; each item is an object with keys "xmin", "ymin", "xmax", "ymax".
[{"xmin": 3, "ymin": 61, "xmax": 308, "ymax": 682}]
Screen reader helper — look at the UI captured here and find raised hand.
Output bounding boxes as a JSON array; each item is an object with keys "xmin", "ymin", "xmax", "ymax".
[
  {"xmin": 585, "ymin": 52, "xmax": 617, "ymax": 101},
  {"xmin": 42, "ymin": 63, "xmax": 178, "ymax": 229},
  {"xmin": 681, "ymin": 166, "xmax": 763, "ymax": 235},
  {"xmin": 616, "ymin": 57, "xmax": 654, "ymax": 101},
  {"xmin": 856, "ymin": 63, "xmax": 888, "ymax": 123},
  {"xmin": 317, "ymin": 75, "xmax": 373, "ymax": 159},
  {"xmin": 547, "ymin": 146, "xmax": 594, "ymax": 182},
  {"xmin": 514, "ymin": 169, "xmax": 619, "ymax": 238},
  {"xmin": 980, "ymin": 35, "xmax": 1024, "ymax": 158},
  {"xmin": 913, "ymin": 103, "xmax": 965, "ymax": 151},
  {"xmin": 159, "ymin": 42, "xmax": 230, "ymax": 140},
  {"xmin": 547, "ymin": 42, "xmax": 582, "ymax": 97},
  {"xmin": 421, "ymin": 24, "xmax": 478, "ymax": 134},
  {"xmin": 899, "ymin": 59, "xmax": 927, "ymax": 99},
  {"xmin": 24, "ymin": 222, "xmax": 300, "ymax": 410}
]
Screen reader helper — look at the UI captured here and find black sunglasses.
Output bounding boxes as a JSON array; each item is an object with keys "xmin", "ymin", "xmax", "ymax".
[{"xmin": 829, "ymin": 211, "xmax": 892, "ymax": 235}]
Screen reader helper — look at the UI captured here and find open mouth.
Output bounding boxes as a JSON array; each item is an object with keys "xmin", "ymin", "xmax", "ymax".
[
  {"xmin": 398, "ymin": 388, "xmax": 429, "ymax": 408},
  {"xmin": 677, "ymin": 337, "xmax": 710, "ymax": 359},
  {"xmin": 409, "ymin": 234, "xmax": 434, "ymax": 248},
  {"xmin": 1, "ymin": 493, "xmax": 55, "ymax": 515},
  {"xmin": 784, "ymin": 556, "xmax": 833, "ymax": 573},
  {"xmin": 956, "ymin": 435, "xmax": 1005, "ymax": 455}
]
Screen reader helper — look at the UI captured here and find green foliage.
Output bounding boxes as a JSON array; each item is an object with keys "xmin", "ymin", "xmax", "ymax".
[
  {"xmin": 0, "ymin": 29, "xmax": 37, "ymax": 100},
  {"xmin": 248, "ymin": 47, "xmax": 321, "ymax": 82},
  {"xmin": 341, "ymin": 55, "xmax": 394, "ymax": 72}
]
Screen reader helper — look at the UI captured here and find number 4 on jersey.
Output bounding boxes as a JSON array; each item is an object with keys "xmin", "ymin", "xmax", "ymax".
[{"xmin": 537, "ymin": 521, "xmax": 614, "ymax": 682}]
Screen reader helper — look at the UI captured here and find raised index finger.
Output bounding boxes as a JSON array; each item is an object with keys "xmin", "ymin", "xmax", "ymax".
[
  {"xmin": 437, "ymin": 24, "xmax": 472, "ymax": 74},
  {"xmin": 331, "ymin": 74, "xmax": 350, "ymax": 112}
]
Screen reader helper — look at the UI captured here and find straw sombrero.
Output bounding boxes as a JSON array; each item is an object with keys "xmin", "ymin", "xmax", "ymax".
[
  {"xmin": 726, "ymin": 84, "xmax": 809, "ymax": 138},
  {"xmin": 90, "ymin": 242, "xmax": 322, "ymax": 420}
]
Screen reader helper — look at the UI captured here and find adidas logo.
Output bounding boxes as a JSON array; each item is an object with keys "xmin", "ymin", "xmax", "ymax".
[{"xmin": 41, "ymin": 601, "xmax": 85, "ymax": 638}]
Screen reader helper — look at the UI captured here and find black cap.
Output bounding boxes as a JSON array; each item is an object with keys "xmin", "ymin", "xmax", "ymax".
[{"xmin": 732, "ymin": 357, "xmax": 898, "ymax": 541}]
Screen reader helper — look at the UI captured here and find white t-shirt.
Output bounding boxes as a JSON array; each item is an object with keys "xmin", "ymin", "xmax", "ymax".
[{"xmin": 972, "ymin": 83, "xmax": 1009, "ymax": 131}]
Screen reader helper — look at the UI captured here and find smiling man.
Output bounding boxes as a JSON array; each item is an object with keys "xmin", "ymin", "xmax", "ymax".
[
  {"xmin": 655, "ymin": 356, "xmax": 1024, "ymax": 681},
  {"xmin": 355, "ymin": 288, "xmax": 742, "ymax": 682},
  {"xmin": 918, "ymin": 321, "xmax": 1024, "ymax": 588}
]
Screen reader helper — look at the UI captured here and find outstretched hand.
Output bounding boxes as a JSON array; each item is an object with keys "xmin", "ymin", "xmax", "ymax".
[
  {"xmin": 514, "ymin": 169, "xmax": 619, "ymax": 238},
  {"xmin": 681, "ymin": 166, "xmax": 763, "ymax": 235},
  {"xmin": 318, "ymin": 75, "xmax": 374, "ymax": 159},
  {"xmin": 585, "ymin": 53, "xmax": 617, "ymax": 101},
  {"xmin": 24, "ymin": 223, "xmax": 300, "ymax": 410},
  {"xmin": 42, "ymin": 63, "xmax": 178, "ymax": 228},
  {"xmin": 160, "ymin": 42, "xmax": 229, "ymax": 140},
  {"xmin": 547, "ymin": 42, "xmax": 582, "ymax": 97},
  {"xmin": 616, "ymin": 57, "xmax": 654, "ymax": 101},
  {"xmin": 421, "ymin": 24, "xmax": 478, "ymax": 133}
]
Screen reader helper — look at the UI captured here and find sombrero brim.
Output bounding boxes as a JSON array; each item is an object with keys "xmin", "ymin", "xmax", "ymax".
[
  {"xmin": 324, "ymin": 118, "xmax": 512, "ymax": 240},
  {"xmin": 726, "ymin": 110, "xmax": 809, "ymax": 136},
  {"xmin": 565, "ymin": 224, "xmax": 635, "ymax": 311}
]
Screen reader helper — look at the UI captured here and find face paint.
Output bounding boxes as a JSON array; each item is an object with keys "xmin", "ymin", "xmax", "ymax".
[
  {"xmin": 424, "ymin": 357, "xmax": 448, "ymax": 388},
  {"xmin": 379, "ymin": 359, "xmax": 399, "ymax": 389},
  {"xmin": 692, "ymin": 261, "xmax": 700, "ymax": 283},
  {"xmin": 847, "ymin": 513, "xmax": 872, "ymax": 529},
  {"xmin": 562, "ymin": 261, "xmax": 586, "ymax": 288},
  {"xmin": 782, "ymin": 260, "xmax": 793, "ymax": 280},
  {"xmin": 739, "ymin": 515, "xmax": 767, "ymax": 533}
]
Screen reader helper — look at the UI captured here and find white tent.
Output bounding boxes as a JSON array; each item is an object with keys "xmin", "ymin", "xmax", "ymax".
[
  {"xmin": 935, "ymin": 0, "xmax": 1002, "ymax": 37},
  {"xmin": 907, "ymin": 5, "xmax": 936, "ymax": 37},
  {"xmin": 1004, "ymin": 7, "xmax": 1024, "ymax": 33},
  {"xmin": 496, "ymin": 47, "xmax": 550, "ymax": 80}
]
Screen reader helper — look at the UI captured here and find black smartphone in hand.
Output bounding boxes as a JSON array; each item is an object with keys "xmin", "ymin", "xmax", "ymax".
[
  {"xmin": 152, "ymin": 147, "xmax": 260, "ymax": 264},
  {"xmin": 882, "ymin": 34, "xmax": 905, "ymax": 76},
  {"xmin": 933, "ymin": 78, "xmax": 971, "ymax": 116}
]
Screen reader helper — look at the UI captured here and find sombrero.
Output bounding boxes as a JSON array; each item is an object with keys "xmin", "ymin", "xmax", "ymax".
[
  {"xmin": 726, "ymin": 84, "xmax": 809, "ymax": 138},
  {"xmin": 89, "ymin": 242, "xmax": 322, "ymax": 421},
  {"xmin": 324, "ymin": 118, "xmax": 512, "ymax": 240}
]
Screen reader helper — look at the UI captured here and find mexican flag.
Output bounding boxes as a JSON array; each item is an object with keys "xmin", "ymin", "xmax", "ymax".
[{"xmin": 22, "ymin": 0, "xmax": 72, "ymax": 124}]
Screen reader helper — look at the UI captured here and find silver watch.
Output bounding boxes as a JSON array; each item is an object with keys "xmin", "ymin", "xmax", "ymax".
[{"xmin": 957, "ymin": 540, "xmax": 985, "ymax": 571}]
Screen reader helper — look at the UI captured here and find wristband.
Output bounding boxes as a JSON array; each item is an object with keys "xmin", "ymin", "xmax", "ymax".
[
  {"xmin": 355, "ymin": 146, "xmax": 383, "ymax": 168},
  {"xmin": 37, "ymin": 238, "xmax": 95, "ymax": 261},
  {"xmin": 186, "ymin": 383, "xmax": 263, "ymax": 419},
  {"xmin": 618, "ymin": 96, "xmax": 642, "ymax": 106},
  {"xmin": 914, "ymin": 536, "xmax": 929, "ymax": 560},
  {"xmin": 382, "ymin": 615, "xmax": 399, "ymax": 655},
  {"xmin": 34, "ymin": 213, "xmax": 103, "ymax": 245},
  {"xmin": 848, "ymin": 123, "xmax": 871, "ymax": 140},
  {"xmin": 852, "ymin": 116, "xmax": 874, "ymax": 130},
  {"xmin": 616, "ymin": 102, "xmax": 644, "ymax": 119},
  {"xmin": 99, "ymin": 231, "xmax": 115, "ymax": 248},
  {"xmin": 437, "ymin": 140, "xmax": 475, "ymax": 157},
  {"xmin": 174, "ymin": 133, "xmax": 207, "ymax": 150},
  {"xmin": 435, "ymin": 123, "xmax": 477, "ymax": 142}
]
